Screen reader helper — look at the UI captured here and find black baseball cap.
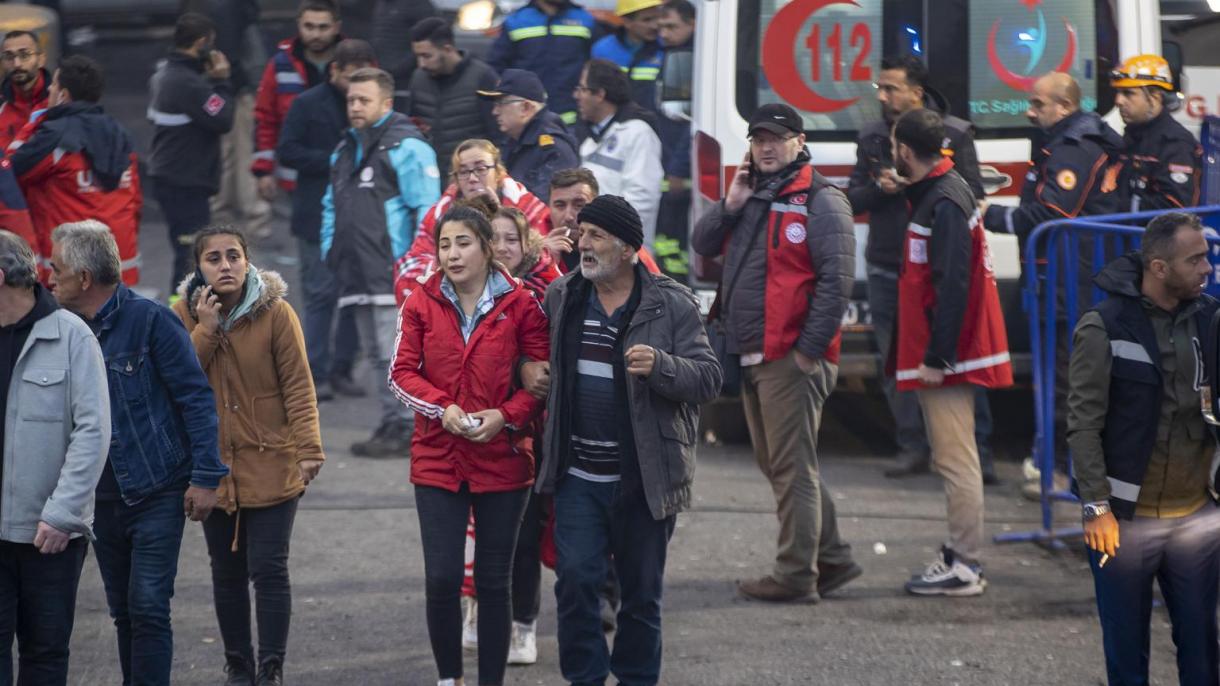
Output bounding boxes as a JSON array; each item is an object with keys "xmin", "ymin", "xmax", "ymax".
[
  {"xmin": 477, "ymin": 69, "xmax": 548, "ymax": 103},
  {"xmin": 748, "ymin": 103, "xmax": 803, "ymax": 136}
]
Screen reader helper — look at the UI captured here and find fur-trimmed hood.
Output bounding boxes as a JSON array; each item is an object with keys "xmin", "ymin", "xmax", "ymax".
[{"xmin": 177, "ymin": 267, "xmax": 288, "ymax": 328}]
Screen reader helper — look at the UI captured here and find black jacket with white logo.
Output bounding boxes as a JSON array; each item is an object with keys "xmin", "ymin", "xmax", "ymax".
[{"xmin": 147, "ymin": 52, "xmax": 236, "ymax": 193}]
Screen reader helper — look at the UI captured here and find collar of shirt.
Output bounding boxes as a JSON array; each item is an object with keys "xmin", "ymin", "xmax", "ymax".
[
  {"xmin": 441, "ymin": 270, "xmax": 512, "ymax": 342},
  {"xmin": 592, "ymin": 113, "xmax": 615, "ymax": 138}
]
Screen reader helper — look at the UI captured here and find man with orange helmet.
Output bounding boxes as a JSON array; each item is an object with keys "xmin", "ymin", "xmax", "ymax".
[{"xmin": 1110, "ymin": 54, "xmax": 1201, "ymax": 212}]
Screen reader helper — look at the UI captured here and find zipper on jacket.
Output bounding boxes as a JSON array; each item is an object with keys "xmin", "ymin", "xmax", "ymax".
[{"xmin": 770, "ymin": 210, "xmax": 783, "ymax": 249}]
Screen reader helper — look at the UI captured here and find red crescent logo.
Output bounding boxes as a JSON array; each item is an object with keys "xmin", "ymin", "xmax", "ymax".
[
  {"xmin": 761, "ymin": 0, "xmax": 861, "ymax": 113},
  {"xmin": 986, "ymin": 17, "xmax": 1078, "ymax": 92}
]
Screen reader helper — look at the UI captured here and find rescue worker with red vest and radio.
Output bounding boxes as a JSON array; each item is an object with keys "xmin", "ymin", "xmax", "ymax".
[
  {"xmin": 692, "ymin": 103, "xmax": 861, "ymax": 604},
  {"xmin": 892, "ymin": 108, "xmax": 1013, "ymax": 597},
  {"xmin": 1110, "ymin": 54, "xmax": 1201, "ymax": 212}
]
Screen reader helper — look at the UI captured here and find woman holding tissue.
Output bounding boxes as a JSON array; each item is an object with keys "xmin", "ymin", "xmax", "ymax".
[
  {"xmin": 392, "ymin": 138, "xmax": 568, "ymax": 303},
  {"xmin": 390, "ymin": 206, "xmax": 551, "ymax": 686},
  {"xmin": 171, "ymin": 226, "xmax": 323, "ymax": 686}
]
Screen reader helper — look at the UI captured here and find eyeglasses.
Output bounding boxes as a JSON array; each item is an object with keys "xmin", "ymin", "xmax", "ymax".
[
  {"xmin": 454, "ymin": 165, "xmax": 494, "ymax": 179},
  {"xmin": 0, "ymin": 50, "xmax": 39, "ymax": 62},
  {"xmin": 573, "ymin": 85, "xmax": 593, "ymax": 94}
]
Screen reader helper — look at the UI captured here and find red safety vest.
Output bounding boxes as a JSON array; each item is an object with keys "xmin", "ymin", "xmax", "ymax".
[{"xmin": 897, "ymin": 160, "xmax": 1012, "ymax": 391}]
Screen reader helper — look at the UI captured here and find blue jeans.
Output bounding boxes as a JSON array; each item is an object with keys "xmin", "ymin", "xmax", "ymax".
[
  {"xmin": 554, "ymin": 477, "xmax": 675, "ymax": 686},
  {"xmin": 296, "ymin": 239, "xmax": 358, "ymax": 381},
  {"xmin": 1090, "ymin": 502, "xmax": 1220, "ymax": 686},
  {"xmin": 0, "ymin": 538, "xmax": 88, "ymax": 686},
  {"xmin": 867, "ymin": 267, "xmax": 993, "ymax": 460},
  {"xmin": 92, "ymin": 487, "xmax": 188, "ymax": 686}
]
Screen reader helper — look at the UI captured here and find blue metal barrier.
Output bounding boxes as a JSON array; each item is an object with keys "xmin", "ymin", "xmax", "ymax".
[{"xmin": 994, "ymin": 205, "xmax": 1220, "ymax": 549}]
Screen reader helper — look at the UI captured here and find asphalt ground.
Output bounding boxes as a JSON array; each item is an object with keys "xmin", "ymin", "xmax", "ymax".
[{"xmin": 32, "ymin": 24, "xmax": 1188, "ymax": 686}]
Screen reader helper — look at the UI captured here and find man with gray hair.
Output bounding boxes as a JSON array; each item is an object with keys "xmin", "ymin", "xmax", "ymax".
[
  {"xmin": 0, "ymin": 229, "xmax": 109, "ymax": 685},
  {"xmin": 48, "ymin": 220, "xmax": 226, "ymax": 686},
  {"xmin": 531, "ymin": 194, "xmax": 721, "ymax": 685}
]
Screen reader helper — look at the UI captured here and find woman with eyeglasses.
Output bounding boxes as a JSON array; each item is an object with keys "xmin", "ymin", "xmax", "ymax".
[{"xmin": 393, "ymin": 138, "xmax": 572, "ymax": 304}]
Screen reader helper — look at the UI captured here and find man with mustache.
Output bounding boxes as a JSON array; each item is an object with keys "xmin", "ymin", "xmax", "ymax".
[{"xmin": 0, "ymin": 31, "xmax": 50, "ymax": 152}]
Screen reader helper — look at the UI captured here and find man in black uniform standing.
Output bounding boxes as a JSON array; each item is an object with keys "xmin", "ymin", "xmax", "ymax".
[
  {"xmin": 1110, "ymin": 54, "xmax": 1201, "ymax": 212},
  {"xmin": 847, "ymin": 55, "xmax": 995, "ymax": 482}
]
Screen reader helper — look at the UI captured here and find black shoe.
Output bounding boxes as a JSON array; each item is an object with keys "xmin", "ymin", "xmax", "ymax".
[
  {"xmin": 330, "ymin": 373, "xmax": 367, "ymax": 398},
  {"xmin": 884, "ymin": 450, "xmax": 930, "ymax": 478},
  {"xmin": 224, "ymin": 654, "xmax": 255, "ymax": 686},
  {"xmin": 817, "ymin": 560, "xmax": 863, "ymax": 597},
  {"xmin": 256, "ymin": 657, "xmax": 283, "ymax": 686},
  {"xmin": 350, "ymin": 420, "xmax": 411, "ymax": 458}
]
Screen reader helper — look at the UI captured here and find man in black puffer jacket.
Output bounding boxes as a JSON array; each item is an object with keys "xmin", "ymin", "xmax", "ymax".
[{"xmin": 408, "ymin": 17, "xmax": 499, "ymax": 181}]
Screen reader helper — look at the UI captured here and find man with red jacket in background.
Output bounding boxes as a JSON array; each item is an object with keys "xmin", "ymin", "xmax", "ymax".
[
  {"xmin": 0, "ymin": 31, "xmax": 50, "ymax": 151},
  {"xmin": 10, "ymin": 56, "xmax": 141, "ymax": 284},
  {"xmin": 252, "ymin": 0, "xmax": 341, "ymax": 201}
]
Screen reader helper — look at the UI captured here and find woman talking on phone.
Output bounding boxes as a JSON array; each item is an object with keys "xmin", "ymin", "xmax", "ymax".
[
  {"xmin": 390, "ymin": 206, "xmax": 550, "ymax": 686},
  {"xmin": 172, "ymin": 226, "xmax": 323, "ymax": 686},
  {"xmin": 392, "ymin": 138, "xmax": 570, "ymax": 303}
]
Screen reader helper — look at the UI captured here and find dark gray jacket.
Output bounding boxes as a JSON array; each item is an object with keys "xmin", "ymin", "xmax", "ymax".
[
  {"xmin": 407, "ymin": 55, "xmax": 499, "ymax": 181},
  {"xmin": 692, "ymin": 153, "xmax": 856, "ymax": 361},
  {"xmin": 536, "ymin": 266, "xmax": 722, "ymax": 520}
]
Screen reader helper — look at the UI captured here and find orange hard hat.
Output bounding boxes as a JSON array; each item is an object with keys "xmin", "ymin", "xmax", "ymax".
[{"xmin": 1110, "ymin": 54, "xmax": 1174, "ymax": 91}]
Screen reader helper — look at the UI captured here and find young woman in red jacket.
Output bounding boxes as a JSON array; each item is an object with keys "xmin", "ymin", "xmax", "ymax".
[{"xmin": 389, "ymin": 205, "xmax": 550, "ymax": 686}]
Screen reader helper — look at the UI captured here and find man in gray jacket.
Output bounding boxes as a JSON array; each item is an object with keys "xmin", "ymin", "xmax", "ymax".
[
  {"xmin": 0, "ymin": 230, "xmax": 109, "ymax": 685},
  {"xmin": 532, "ymin": 195, "xmax": 720, "ymax": 686},
  {"xmin": 692, "ymin": 103, "xmax": 860, "ymax": 603}
]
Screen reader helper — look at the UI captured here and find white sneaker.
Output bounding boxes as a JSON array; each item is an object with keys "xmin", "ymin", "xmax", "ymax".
[
  {"xmin": 438, "ymin": 680, "xmax": 458, "ymax": 686},
  {"xmin": 507, "ymin": 621, "xmax": 538, "ymax": 665},
  {"xmin": 461, "ymin": 596, "xmax": 478, "ymax": 650},
  {"xmin": 904, "ymin": 547, "xmax": 987, "ymax": 597}
]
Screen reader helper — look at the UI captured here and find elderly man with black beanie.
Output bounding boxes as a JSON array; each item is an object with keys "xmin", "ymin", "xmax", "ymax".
[{"xmin": 532, "ymin": 194, "xmax": 721, "ymax": 685}]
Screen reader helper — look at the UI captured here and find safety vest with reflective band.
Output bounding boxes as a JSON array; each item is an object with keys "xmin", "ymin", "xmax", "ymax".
[
  {"xmin": 897, "ymin": 160, "xmax": 1012, "ymax": 391},
  {"xmin": 591, "ymin": 33, "xmax": 663, "ymax": 112},
  {"xmin": 253, "ymin": 38, "xmax": 329, "ymax": 190},
  {"xmin": 745, "ymin": 165, "xmax": 842, "ymax": 364},
  {"xmin": 489, "ymin": 2, "xmax": 596, "ymax": 124},
  {"xmin": 1093, "ymin": 290, "xmax": 1220, "ymax": 520}
]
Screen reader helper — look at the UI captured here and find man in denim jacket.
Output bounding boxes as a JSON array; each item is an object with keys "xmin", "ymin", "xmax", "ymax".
[{"xmin": 48, "ymin": 220, "xmax": 227, "ymax": 686}]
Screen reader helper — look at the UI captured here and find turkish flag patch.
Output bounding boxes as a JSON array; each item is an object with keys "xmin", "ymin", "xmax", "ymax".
[{"xmin": 203, "ymin": 94, "xmax": 226, "ymax": 116}]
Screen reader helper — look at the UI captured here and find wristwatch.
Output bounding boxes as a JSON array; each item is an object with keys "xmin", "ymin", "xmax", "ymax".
[{"xmin": 1082, "ymin": 502, "xmax": 1111, "ymax": 521}]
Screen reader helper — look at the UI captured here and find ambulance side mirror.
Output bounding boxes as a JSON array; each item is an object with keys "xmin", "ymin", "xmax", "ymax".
[{"xmin": 659, "ymin": 49, "xmax": 693, "ymax": 122}]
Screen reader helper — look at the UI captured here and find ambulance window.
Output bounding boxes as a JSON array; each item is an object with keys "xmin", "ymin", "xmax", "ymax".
[
  {"xmin": 736, "ymin": 0, "xmax": 885, "ymax": 141},
  {"xmin": 966, "ymin": 0, "xmax": 1114, "ymax": 133}
]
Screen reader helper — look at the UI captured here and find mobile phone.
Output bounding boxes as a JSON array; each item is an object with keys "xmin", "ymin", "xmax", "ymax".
[{"xmin": 744, "ymin": 151, "xmax": 756, "ymax": 187}]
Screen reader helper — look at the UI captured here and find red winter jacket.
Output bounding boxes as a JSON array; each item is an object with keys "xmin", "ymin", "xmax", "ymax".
[
  {"xmin": 253, "ymin": 38, "xmax": 330, "ymax": 189},
  {"xmin": 393, "ymin": 176, "xmax": 551, "ymax": 303},
  {"xmin": 10, "ymin": 104, "xmax": 142, "ymax": 284},
  {"xmin": 390, "ymin": 267, "xmax": 551, "ymax": 493},
  {"xmin": 0, "ymin": 70, "xmax": 49, "ymax": 152}
]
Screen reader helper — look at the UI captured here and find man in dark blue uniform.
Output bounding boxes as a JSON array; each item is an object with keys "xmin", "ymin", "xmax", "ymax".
[{"xmin": 479, "ymin": 69, "xmax": 579, "ymax": 203}]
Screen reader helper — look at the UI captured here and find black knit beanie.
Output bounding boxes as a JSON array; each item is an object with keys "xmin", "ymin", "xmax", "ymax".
[{"xmin": 576, "ymin": 195, "xmax": 644, "ymax": 250}]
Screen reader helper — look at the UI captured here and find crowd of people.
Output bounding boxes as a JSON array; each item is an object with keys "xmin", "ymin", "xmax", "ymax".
[{"xmin": 0, "ymin": 0, "xmax": 1215, "ymax": 684}]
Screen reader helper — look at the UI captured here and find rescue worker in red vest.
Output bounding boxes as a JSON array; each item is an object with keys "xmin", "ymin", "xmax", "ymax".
[
  {"xmin": 252, "ymin": 0, "xmax": 341, "ymax": 199},
  {"xmin": 692, "ymin": 103, "xmax": 861, "ymax": 603},
  {"xmin": 10, "ymin": 56, "xmax": 142, "ymax": 285},
  {"xmin": 0, "ymin": 30, "xmax": 50, "ymax": 152},
  {"xmin": 1110, "ymin": 54, "xmax": 1201, "ymax": 212},
  {"xmin": 891, "ymin": 108, "xmax": 1013, "ymax": 597}
]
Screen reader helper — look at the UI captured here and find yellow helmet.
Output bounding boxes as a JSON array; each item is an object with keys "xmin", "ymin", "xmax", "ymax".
[
  {"xmin": 1110, "ymin": 54, "xmax": 1174, "ymax": 91},
  {"xmin": 615, "ymin": 0, "xmax": 662, "ymax": 16}
]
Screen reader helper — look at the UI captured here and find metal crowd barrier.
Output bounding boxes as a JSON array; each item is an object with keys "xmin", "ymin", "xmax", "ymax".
[{"xmin": 994, "ymin": 204, "xmax": 1220, "ymax": 549}]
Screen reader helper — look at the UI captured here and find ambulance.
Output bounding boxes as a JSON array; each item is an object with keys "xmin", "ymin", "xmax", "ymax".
[{"xmin": 660, "ymin": 0, "xmax": 1204, "ymax": 389}]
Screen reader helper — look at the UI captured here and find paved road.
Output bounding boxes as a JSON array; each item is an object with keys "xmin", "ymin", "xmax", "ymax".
[{"xmin": 41, "ymin": 26, "xmax": 1183, "ymax": 686}]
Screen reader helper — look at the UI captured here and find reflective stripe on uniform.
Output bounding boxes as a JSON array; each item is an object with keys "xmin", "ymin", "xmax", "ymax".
[
  {"xmin": 560, "ymin": 111, "xmax": 578, "ymax": 125},
  {"xmin": 147, "ymin": 107, "xmax": 191, "ymax": 126},
  {"xmin": 909, "ymin": 222, "xmax": 932, "ymax": 237},
  {"xmin": 769, "ymin": 202, "xmax": 807, "ymax": 216},
  {"xmin": 550, "ymin": 24, "xmax": 592, "ymax": 38},
  {"xmin": 121, "ymin": 254, "xmax": 142, "ymax": 272},
  {"xmin": 585, "ymin": 152, "xmax": 624, "ymax": 172},
  {"xmin": 1110, "ymin": 340, "xmax": 1153, "ymax": 364},
  {"xmin": 629, "ymin": 67, "xmax": 660, "ymax": 80},
  {"xmin": 338, "ymin": 293, "xmax": 399, "ymax": 308},
  {"xmin": 509, "ymin": 26, "xmax": 548, "ymax": 41},
  {"xmin": 1106, "ymin": 476, "xmax": 1141, "ymax": 503},
  {"xmin": 276, "ymin": 71, "xmax": 304, "ymax": 85},
  {"xmin": 275, "ymin": 166, "xmax": 299, "ymax": 182},
  {"xmin": 253, "ymin": 150, "xmax": 276, "ymax": 161},
  {"xmin": 895, "ymin": 352, "xmax": 1012, "ymax": 381}
]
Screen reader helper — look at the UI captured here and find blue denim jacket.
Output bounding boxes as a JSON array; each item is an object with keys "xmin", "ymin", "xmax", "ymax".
[{"xmin": 95, "ymin": 284, "xmax": 227, "ymax": 504}]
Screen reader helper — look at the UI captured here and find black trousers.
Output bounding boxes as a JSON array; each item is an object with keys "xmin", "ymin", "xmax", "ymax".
[
  {"xmin": 201, "ymin": 498, "xmax": 299, "ymax": 668},
  {"xmin": 416, "ymin": 484, "xmax": 528, "ymax": 685},
  {"xmin": 152, "ymin": 180, "xmax": 212, "ymax": 297},
  {"xmin": 0, "ymin": 538, "xmax": 88, "ymax": 686},
  {"xmin": 512, "ymin": 490, "xmax": 543, "ymax": 625}
]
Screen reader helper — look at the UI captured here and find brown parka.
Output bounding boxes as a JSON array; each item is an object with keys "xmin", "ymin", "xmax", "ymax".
[{"xmin": 172, "ymin": 269, "xmax": 323, "ymax": 514}]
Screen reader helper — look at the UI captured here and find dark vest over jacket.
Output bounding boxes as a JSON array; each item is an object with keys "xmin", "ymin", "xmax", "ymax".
[{"xmin": 408, "ymin": 55, "xmax": 499, "ymax": 180}]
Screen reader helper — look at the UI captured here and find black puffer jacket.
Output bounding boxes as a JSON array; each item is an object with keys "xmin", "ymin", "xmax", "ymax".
[{"xmin": 407, "ymin": 55, "xmax": 499, "ymax": 181}]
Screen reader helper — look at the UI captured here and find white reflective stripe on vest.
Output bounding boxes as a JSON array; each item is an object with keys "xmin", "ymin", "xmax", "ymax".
[
  {"xmin": 275, "ymin": 166, "xmax": 298, "ymax": 182},
  {"xmin": 895, "ymin": 351, "xmax": 1012, "ymax": 381},
  {"xmin": 1106, "ymin": 476, "xmax": 1141, "ymax": 503},
  {"xmin": 1110, "ymin": 340, "xmax": 1153, "ymax": 365},
  {"xmin": 121, "ymin": 254, "xmax": 142, "ymax": 272},
  {"xmin": 276, "ymin": 71, "xmax": 304, "ymax": 85},
  {"xmin": 253, "ymin": 150, "xmax": 276, "ymax": 161},
  {"xmin": 769, "ymin": 202, "xmax": 807, "ymax": 216},
  {"xmin": 909, "ymin": 222, "xmax": 932, "ymax": 237},
  {"xmin": 147, "ymin": 107, "xmax": 191, "ymax": 127}
]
